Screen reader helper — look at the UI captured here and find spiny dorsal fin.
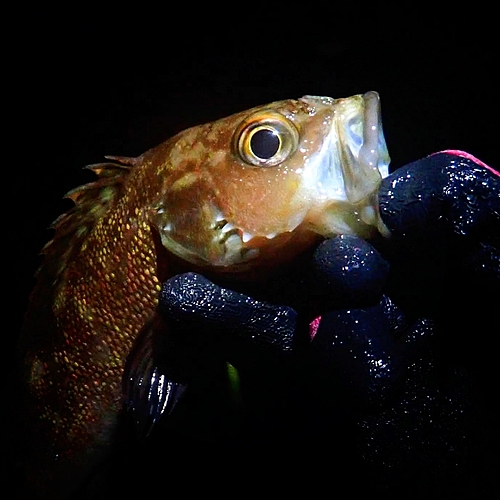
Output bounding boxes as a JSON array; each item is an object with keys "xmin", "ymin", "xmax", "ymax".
[
  {"xmin": 22, "ymin": 157, "xmax": 138, "ymax": 352},
  {"xmin": 38, "ymin": 158, "xmax": 136, "ymax": 287}
]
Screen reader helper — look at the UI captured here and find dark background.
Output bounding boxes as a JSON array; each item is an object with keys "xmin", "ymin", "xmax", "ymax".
[{"xmin": 7, "ymin": 6, "xmax": 498, "ymax": 496}]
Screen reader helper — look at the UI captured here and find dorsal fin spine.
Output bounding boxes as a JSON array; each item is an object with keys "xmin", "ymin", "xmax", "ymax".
[{"xmin": 35, "ymin": 159, "xmax": 135, "ymax": 286}]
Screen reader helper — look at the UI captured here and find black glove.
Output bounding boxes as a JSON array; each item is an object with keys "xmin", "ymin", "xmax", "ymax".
[
  {"xmin": 124, "ymin": 151, "xmax": 499, "ymax": 495},
  {"xmin": 355, "ymin": 151, "xmax": 500, "ymax": 495}
]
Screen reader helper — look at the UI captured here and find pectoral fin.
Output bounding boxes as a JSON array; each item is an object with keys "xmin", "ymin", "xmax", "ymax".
[{"xmin": 123, "ymin": 314, "xmax": 187, "ymax": 438}]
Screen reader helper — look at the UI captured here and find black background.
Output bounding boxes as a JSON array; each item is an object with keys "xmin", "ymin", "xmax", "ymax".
[{"xmin": 8, "ymin": 6, "xmax": 498, "ymax": 496}]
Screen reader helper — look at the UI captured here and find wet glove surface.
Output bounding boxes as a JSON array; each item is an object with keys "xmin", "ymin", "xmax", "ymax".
[
  {"xmin": 357, "ymin": 152, "xmax": 499, "ymax": 495},
  {"xmin": 123, "ymin": 151, "xmax": 499, "ymax": 497}
]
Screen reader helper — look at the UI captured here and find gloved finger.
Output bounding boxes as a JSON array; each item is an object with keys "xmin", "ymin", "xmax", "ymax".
[
  {"xmin": 375, "ymin": 152, "xmax": 499, "ymax": 320},
  {"xmin": 159, "ymin": 272, "xmax": 298, "ymax": 363},
  {"xmin": 379, "ymin": 151, "xmax": 500, "ymax": 241},
  {"xmin": 304, "ymin": 234, "xmax": 390, "ymax": 314},
  {"xmin": 308, "ymin": 296, "xmax": 437, "ymax": 413}
]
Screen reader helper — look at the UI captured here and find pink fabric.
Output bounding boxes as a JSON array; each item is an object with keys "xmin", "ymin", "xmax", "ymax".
[
  {"xmin": 435, "ymin": 149, "xmax": 500, "ymax": 178},
  {"xmin": 309, "ymin": 316, "xmax": 321, "ymax": 341}
]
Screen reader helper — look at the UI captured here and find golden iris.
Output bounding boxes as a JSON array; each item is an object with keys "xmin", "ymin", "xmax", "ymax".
[{"xmin": 234, "ymin": 110, "xmax": 299, "ymax": 167}]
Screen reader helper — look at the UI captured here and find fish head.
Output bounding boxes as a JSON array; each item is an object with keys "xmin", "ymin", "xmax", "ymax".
[{"xmin": 151, "ymin": 91, "xmax": 390, "ymax": 274}]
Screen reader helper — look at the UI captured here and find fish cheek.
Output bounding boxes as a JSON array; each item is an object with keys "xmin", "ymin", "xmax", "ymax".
[
  {"xmin": 150, "ymin": 174, "xmax": 231, "ymax": 268},
  {"xmin": 215, "ymin": 165, "xmax": 302, "ymax": 236}
]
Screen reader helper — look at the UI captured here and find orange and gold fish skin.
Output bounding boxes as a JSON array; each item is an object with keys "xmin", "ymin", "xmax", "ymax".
[{"xmin": 20, "ymin": 91, "xmax": 390, "ymax": 497}]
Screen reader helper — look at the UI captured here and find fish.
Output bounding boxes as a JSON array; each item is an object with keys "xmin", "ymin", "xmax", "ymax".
[{"xmin": 19, "ymin": 91, "xmax": 390, "ymax": 497}]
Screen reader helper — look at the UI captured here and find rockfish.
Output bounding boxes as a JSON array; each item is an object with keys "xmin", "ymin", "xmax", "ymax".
[{"xmin": 20, "ymin": 91, "xmax": 390, "ymax": 497}]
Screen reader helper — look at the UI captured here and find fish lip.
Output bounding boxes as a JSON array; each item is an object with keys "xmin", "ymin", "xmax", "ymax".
[
  {"xmin": 337, "ymin": 90, "xmax": 390, "ymax": 205},
  {"xmin": 302, "ymin": 91, "xmax": 391, "ymax": 238}
]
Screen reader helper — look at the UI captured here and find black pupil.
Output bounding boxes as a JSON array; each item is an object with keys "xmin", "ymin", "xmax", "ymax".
[{"xmin": 250, "ymin": 128, "xmax": 280, "ymax": 159}]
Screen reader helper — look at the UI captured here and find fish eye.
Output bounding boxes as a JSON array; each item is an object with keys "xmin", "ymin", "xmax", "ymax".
[
  {"xmin": 234, "ymin": 111, "xmax": 299, "ymax": 167},
  {"xmin": 249, "ymin": 127, "xmax": 280, "ymax": 160}
]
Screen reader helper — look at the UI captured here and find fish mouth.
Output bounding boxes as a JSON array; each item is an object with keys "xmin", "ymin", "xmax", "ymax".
[
  {"xmin": 212, "ymin": 213, "xmax": 261, "ymax": 265},
  {"xmin": 154, "ymin": 207, "xmax": 263, "ymax": 270},
  {"xmin": 301, "ymin": 91, "xmax": 390, "ymax": 238}
]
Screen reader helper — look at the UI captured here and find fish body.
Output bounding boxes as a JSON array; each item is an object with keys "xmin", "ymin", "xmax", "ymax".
[{"xmin": 20, "ymin": 91, "xmax": 390, "ymax": 496}]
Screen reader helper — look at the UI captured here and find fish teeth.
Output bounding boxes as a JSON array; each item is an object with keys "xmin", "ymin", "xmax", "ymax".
[
  {"xmin": 221, "ymin": 222, "xmax": 236, "ymax": 234},
  {"xmin": 222, "ymin": 232, "xmax": 260, "ymax": 265},
  {"xmin": 242, "ymin": 231, "xmax": 253, "ymax": 243},
  {"xmin": 215, "ymin": 211, "xmax": 226, "ymax": 222},
  {"xmin": 225, "ymin": 233, "xmax": 242, "ymax": 249},
  {"xmin": 211, "ymin": 213, "xmax": 262, "ymax": 264}
]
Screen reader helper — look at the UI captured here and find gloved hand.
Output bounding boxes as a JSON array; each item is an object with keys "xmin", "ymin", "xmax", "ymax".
[{"xmin": 125, "ymin": 151, "xmax": 499, "ymax": 495}]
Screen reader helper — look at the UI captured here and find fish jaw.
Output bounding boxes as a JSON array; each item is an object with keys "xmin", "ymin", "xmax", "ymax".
[{"xmin": 299, "ymin": 91, "xmax": 390, "ymax": 238}]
